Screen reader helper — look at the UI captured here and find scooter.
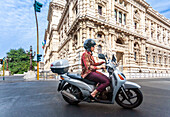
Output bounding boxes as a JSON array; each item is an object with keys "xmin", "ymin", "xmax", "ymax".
[{"xmin": 50, "ymin": 54, "xmax": 143, "ymax": 109}]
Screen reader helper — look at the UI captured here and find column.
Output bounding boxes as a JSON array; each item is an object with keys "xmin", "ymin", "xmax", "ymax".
[
  {"xmin": 87, "ymin": 0, "xmax": 90, "ymax": 14},
  {"xmin": 111, "ymin": 0, "xmax": 115, "ymax": 22},
  {"xmin": 148, "ymin": 20, "xmax": 151, "ymax": 40},
  {"xmin": 112, "ymin": 34, "xmax": 116, "ymax": 52},
  {"xmin": 117, "ymin": 10, "xmax": 119, "ymax": 23},
  {"xmin": 69, "ymin": 38, "xmax": 72, "ymax": 52},
  {"xmin": 80, "ymin": 28, "xmax": 83, "ymax": 46},
  {"xmin": 91, "ymin": 28, "xmax": 95, "ymax": 39},
  {"xmin": 69, "ymin": 2, "xmax": 73, "ymax": 25},
  {"xmin": 140, "ymin": 12, "xmax": 145, "ymax": 34},
  {"xmin": 155, "ymin": 23, "xmax": 157, "ymax": 42},
  {"xmin": 77, "ymin": 30, "xmax": 80, "ymax": 48},
  {"xmin": 140, "ymin": 39, "xmax": 146, "ymax": 66},
  {"xmin": 108, "ymin": 34, "xmax": 112, "ymax": 57},
  {"xmin": 86, "ymin": 27, "xmax": 90, "ymax": 39},
  {"xmin": 105, "ymin": 34, "xmax": 109, "ymax": 54},
  {"xmin": 108, "ymin": 0, "xmax": 112, "ymax": 21},
  {"xmin": 79, "ymin": 0, "xmax": 83, "ymax": 16},
  {"xmin": 126, "ymin": 3, "xmax": 132, "ymax": 29},
  {"xmin": 82, "ymin": 22, "xmax": 86, "ymax": 43},
  {"xmin": 83, "ymin": 0, "xmax": 86, "ymax": 15},
  {"xmin": 122, "ymin": 12, "xmax": 124, "ymax": 25}
]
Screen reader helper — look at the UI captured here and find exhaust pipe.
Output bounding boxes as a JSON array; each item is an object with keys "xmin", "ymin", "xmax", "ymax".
[{"xmin": 61, "ymin": 90, "xmax": 79, "ymax": 101}]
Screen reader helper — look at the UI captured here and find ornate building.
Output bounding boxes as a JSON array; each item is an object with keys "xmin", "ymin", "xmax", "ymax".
[{"xmin": 44, "ymin": 0, "xmax": 170, "ymax": 78}]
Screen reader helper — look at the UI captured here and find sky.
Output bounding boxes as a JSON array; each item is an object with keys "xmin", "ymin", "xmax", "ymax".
[{"xmin": 0, "ymin": 0, "xmax": 169, "ymax": 61}]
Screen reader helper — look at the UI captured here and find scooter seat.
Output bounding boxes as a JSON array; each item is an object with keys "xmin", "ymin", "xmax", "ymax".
[{"xmin": 67, "ymin": 73, "xmax": 96, "ymax": 85}]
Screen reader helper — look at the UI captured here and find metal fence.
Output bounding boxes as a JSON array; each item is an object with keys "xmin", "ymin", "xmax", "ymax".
[
  {"xmin": 39, "ymin": 71, "xmax": 59, "ymax": 80},
  {"xmin": 127, "ymin": 73, "xmax": 170, "ymax": 79}
]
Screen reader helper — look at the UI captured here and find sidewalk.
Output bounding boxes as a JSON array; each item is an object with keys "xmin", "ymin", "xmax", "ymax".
[{"xmin": 0, "ymin": 75, "xmax": 60, "ymax": 83}]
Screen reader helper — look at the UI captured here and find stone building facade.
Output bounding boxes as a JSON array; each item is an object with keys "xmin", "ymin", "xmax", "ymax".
[{"xmin": 44, "ymin": 0, "xmax": 170, "ymax": 78}]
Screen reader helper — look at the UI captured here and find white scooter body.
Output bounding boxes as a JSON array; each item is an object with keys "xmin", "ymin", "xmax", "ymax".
[{"xmin": 57, "ymin": 55, "xmax": 142, "ymax": 105}]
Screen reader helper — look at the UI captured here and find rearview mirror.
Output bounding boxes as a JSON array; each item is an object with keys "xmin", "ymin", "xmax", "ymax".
[
  {"xmin": 98, "ymin": 54, "xmax": 105, "ymax": 60},
  {"xmin": 112, "ymin": 54, "xmax": 116, "ymax": 62}
]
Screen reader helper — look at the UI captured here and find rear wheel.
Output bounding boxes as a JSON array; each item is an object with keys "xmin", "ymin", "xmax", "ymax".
[
  {"xmin": 62, "ymin": 84, "xmax": 82, "ymax": 105},
  {"xmin": 116, "ymin": 88, "xmax": 143, "ymax": 109}
]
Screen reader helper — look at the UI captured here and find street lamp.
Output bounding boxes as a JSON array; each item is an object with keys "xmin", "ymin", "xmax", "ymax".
[{"xmin": 26, "ymin": 46, "xmax": 36, "ymax": 71}]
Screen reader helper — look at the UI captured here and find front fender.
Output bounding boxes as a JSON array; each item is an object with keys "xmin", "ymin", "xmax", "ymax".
[
  {"xmin": 124, "ymin": 81, "xmax": 141, "ymax": 89},
  {"xmin": 58, "ymin": 80, "xmax": 66, "ymax": 91}
]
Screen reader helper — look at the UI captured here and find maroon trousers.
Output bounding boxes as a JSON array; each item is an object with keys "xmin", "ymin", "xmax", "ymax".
[{"xmin": 85, "ymin": 72, "xmax": 110, "ymax": 92}]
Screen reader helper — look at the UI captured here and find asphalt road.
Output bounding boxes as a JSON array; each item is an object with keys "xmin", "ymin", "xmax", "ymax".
[{"xmin": 0, "ymin": 76, "xmax": 170, "ymax": 117}]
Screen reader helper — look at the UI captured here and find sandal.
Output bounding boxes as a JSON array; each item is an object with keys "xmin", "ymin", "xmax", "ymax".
[{"xmin": 89, "ymin": 95, "xmax": 98, "ymax": 101}]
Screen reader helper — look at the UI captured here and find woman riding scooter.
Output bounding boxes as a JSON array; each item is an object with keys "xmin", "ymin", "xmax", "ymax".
[{"xmin": 81, "ymin": 39, "xmax": 110, "ymax": 100}]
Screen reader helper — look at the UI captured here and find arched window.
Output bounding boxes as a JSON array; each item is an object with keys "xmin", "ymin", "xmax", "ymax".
[
  {"xmin": 97, "ymin": 33, "xmax": 102, "ymax": 38},
  {"xmin": 116, "ymin": 38, "xmax": 123, "ymax": 44},
  {"xmin": 98, "ymin": 5, "xmax": 102, "ymax": 15}
]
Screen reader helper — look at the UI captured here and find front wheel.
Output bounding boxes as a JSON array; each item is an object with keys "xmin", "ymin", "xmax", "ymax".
[{"xmin": 115, "ymin": 88, "xmax": 143, "ymax": 109}]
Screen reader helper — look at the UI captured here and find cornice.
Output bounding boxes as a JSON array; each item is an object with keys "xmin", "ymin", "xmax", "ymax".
[
  {"xmin": 146, "ymin": 7, "xmax": 170, "ymax": 27},
  {"xmin": 57, "ymin": 37, "xmax": 70, "ymax": 53},
  {"xmin": 57, "ymin": 2, "xmax": 69, "ymax": 31},
  {"xmin": 146, "ymin": 40, "xmax": 170, "ymax": 51},
  {"xmin": 47, "ymin": 1, "xmax": 65, "ymax": 21},
  {"xmin": 126, "ymin": 0, "xmax": 149, "ymax": 11}
]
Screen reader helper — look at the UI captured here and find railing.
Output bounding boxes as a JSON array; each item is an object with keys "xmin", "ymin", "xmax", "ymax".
[
  {"xmin": 39, "ymin": 71, "xmax": 59, "ymax": 80},
  {"xmin": 127, "ymin": 73, "xmax": 170, "ymax": 79}
]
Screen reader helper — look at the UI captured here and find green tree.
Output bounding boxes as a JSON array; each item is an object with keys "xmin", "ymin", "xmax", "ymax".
[{"xmin": 6, "ymin": 48, "xmax": 36, "ymax": 75}]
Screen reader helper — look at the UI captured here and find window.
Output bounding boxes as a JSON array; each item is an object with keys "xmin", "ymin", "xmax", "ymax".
[
  {"xmin": 146, "ymin": 55, "xmax": 148, "ymax": 62},
  {"xmin": 119, "ymin": 12, "xmax": 122, "ymax": 23},
  {"xmin": 124, "ymin": 2, "xmax": 127, "ymax": 7},
  {"xmin": 163, "ymin": 37, "xmax": 165, "ymax": 42},
  {"xmin": 115, "ymin": 9, "xmax": 117, "ymax": 21},
  {"xmin": 97, "ymin": 33, "xmax": 102, "ymax": 38},
  {"xmin": 75, "ymin": 6, "xmax": 78, "ymax": 15},
  {"xmin": 119, "ymin": 0, "xmax": 123, "ymax": 4},
  {"xmin": 134, "ymin": 52, "xmax": 137, "ymax": 60},
  {"xmin": 98, "ymin": 5, "xmax": 102, "ymax": 15},
  {"xmin": 97, "ymin": 45, "xmax": 102, "ymax": 54},
  {"xmin": 153, "ymin": 56, "xmax": 155, "ymax": 63},
  {"xmin": 134, "ymin": 43, "xmax": 137, "ymax": 47},
  {"xmin": 157, "ymin": 34, "xmax": 159, "ymax": 40},
  {"xmin": 124, "ymin": 14, "xmax": 126, "ymax": 25},
  {"xmin": 151, "ymin": 32, "xmax": 153, "ymax": 38},
  {"xmin": 159, "ymin": 57, "xmax": 161, "ymax": 64},
  {"xmin": 134, "ymin": 22, "xmax": 137, "ymax": 29},
  {"xmin": 116, "ymin": 38, "xmax": 123, "ymax": 44},
  {"xmin": 165, "ymin": 58, "xmax": 166, "ymax": 64}
]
